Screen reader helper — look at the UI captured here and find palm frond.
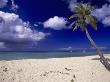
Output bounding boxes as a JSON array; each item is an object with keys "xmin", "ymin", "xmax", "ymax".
[
  {"xmin": 91, "ymin": 15, "xmax": 97, "ymax": 22},
  {"xmin": 68, "ymin": 14, "xmax": 80, "ymax": 20},
  {"xmin": 69, "ymin": 21, "xmax": 77, "ymax": 27},
  {"xmin": 80, "ymin": 21, "xmax": 86, "ymax": 31},
  {"xmin": 67, "ymin": 4, "xmax": 97, "ymax": 31},
  {"xmin": 74, "ymin": 7, "xmax": 82, "ymax": 13},
  {"xmin": 73, "ymin": 24, "xmax": 79, "ymax": 32},
  {"xmin": 86, "ymin": 15, "xmax": 97, "ymax": 30}
]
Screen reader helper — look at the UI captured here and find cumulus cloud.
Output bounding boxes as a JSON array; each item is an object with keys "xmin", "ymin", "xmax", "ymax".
[
  {"xmin": 0, "ymin": 42, "xmax": 5, "ymax": 48},
  {"xmin": 91, "ymin": 46, "xmax": 107, "ymax": 50},
  {"xmin": 43, "ymin": 16, "xmax": 67, "ymax": 30},
  {"xmin": 102, "ymin": 16, "xmax": 110, "ymax": 26},
  {"xmin": 107, "ymin": 0, "xmax": 110, "ymax": 2},
  {"xmin": 0, "ymin": 0, "xmax": 8, "ymax": 8},
  {"xmin": 10, "ymin": 0, "xmax": 19, "ymax": 12},
  {"xmin": 92, "ymin": 4, "xmax": 110, "ymax": 20},
  {"xmin": 92, "ymin": 4, "xmax": 110, "ymax": 26},
  {"xmin": 60, "ymin": 46, "xmax": 73, "ymax": 50},
  {"xmin": 0, "ymin": 11, "xmax": 47, "ymax": 50},
  {"xmin": 68, "ymin": 0, "xmax": 77, "ymax": 11},
  {"xmin": 0, "ymin": 0, "xmax": 18, "ymax": 12}
]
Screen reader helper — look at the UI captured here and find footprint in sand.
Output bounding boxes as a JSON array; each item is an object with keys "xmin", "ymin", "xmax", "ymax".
[
  {"xmin": 40, "ymin": 70, "xmax": 70, "ymax": 77},
  {"xmin": 65, "ymin": 68, "xmax": 71, "ymax": 71},
  {"xmin": 1, "ymin": 65, "xmax": 8, "ymax": 72},
  {"xmin": 73, "ymin": 74, "xmax": 77, "ymax": 82},
  {"xmin": 71, "ymin": 79, "xmax": 74, "ymax": 82},
  {"xmin": 40, "ymin": 70, "xmax": 77, "ymax": 82}
]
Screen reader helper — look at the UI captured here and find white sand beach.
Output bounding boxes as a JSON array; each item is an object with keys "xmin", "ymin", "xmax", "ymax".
[{"xmin": 0, "ymin": 55, "xmax": 110, "ymax": 82}]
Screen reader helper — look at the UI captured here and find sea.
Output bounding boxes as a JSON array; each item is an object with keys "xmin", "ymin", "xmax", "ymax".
[{"xmin": 0, "ymin": 50, "xmax": 110, "ymax": 60}]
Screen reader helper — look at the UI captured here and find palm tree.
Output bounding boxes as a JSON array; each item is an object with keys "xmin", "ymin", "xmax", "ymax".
[{"xmin": 67, "ymin": 3, "xmax": 110, "ymax": 70}]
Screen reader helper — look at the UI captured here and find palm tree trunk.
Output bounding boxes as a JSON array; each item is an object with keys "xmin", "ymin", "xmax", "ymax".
[{"xmin": 85, "ymin": 28, "xmax": 110, "ymax": 70}]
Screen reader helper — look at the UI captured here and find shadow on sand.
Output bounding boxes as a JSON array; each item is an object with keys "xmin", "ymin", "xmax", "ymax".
[{"xmin": 92, "ymin": 58, "xmax": 110, "ymax": 62}]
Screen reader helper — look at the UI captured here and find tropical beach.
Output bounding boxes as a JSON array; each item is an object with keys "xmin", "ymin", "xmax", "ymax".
[
  {"xmin": 0, "ymin": 54, "xmax": 110, "ymax": 82},
  {"xmin": 0, "ymin": 0, "xmax": 110, "ymax": 82}
]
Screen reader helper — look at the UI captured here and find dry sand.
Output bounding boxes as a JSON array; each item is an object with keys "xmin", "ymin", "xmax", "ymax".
[{"xmin": 0, "ymin": 54, "xmax": 110, "ymax": 82}]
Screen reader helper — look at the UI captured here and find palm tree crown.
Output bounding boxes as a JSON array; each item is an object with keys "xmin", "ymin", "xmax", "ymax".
[{"xmin": 68, "ymin": 4, "xmax": 97, "ymax": 31}]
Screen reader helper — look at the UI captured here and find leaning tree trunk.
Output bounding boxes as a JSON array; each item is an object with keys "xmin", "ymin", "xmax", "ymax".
[{"xmin": 85, "ymin": 28, "xmax": 110, "ymax": 70}]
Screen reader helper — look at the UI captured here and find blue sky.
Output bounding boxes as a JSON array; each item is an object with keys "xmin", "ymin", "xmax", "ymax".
[{"xmin": 0, "ymin": 0, "xmax": 110, "ymax": 51}]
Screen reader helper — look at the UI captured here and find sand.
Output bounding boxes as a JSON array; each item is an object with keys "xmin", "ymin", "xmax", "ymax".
[{"xmin": 0, "ymin": 54, "xmax": 110, "ymax": 82}]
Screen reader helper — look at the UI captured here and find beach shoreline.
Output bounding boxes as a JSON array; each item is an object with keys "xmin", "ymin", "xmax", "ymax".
[{"xmin": 0, "ymin": 54, "xmax": 110, "ymax": 82}]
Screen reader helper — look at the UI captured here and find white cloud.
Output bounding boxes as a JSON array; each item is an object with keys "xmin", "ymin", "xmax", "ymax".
[
  {"xmin": 91, "ymin": 46, "xmax": 107, "ymax": 50},
  {"xmin": 68, "ymin": 0, "xmax": 77, "ymax": 11},
  {"xmin": 10, "ymin": 0, "xmax": 18, "ymax": 12},
  {"xmin": 92, "ymin": 4, "xmax": 110, "ymax": 20},
  {"xmin": 102, "ymin": 16, "xmax": 110, "ymax": 26},
  {"xmin": 92, "ymin": 4, "xmax": 110, "ymax": 26},
  {"xmin": 34, "ymin": 24, "xmax": 39, "ymax": 27},
  {"xmin": 60, "ymin": 46, "xmax": 72, "ymax": 50},
  {"xmin": 43, "ymin": 16, "xmax": 67, "ymax": 30},
  {"xmin": 0, "ymin": 11, "xmax": 47, "ymax": 50},
  {"xmin": 107, "ymin": 0, "xmax": 110, "ymax": 2},
  {"xmin": 0, "ymin": 42, "xmax": 5, "ymax": 48},
  {"xmin": 0, "ymin": 0, "xmax": 8, "ymax": 8},
  {"xmin": 0, "ymin": 0, "xmax": 18, "ymax": 12}
]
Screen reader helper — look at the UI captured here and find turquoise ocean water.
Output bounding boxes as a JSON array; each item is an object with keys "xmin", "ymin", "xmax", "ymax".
[{"xmin": 0, "ymin": 50, "xmax": 110, "ymax": 60}]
